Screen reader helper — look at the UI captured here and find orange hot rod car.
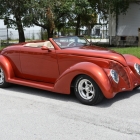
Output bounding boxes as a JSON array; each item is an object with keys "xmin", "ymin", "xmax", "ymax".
[{"xmin": 0, "ymin": 36, "xmax": 140, "ymax": 105}]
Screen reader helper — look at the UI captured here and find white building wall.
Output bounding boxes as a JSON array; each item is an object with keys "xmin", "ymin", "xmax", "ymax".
[{"xmin": 117, "ymin": 3, "xmax": 140, "ymax": 36}]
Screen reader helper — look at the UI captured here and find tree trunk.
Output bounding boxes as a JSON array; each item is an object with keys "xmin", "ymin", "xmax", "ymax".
[
  {"xmin": 47, "ymin": 28, "xmax": 53, "ymax": 39},
  {"xmin": 75, "ymin": 15, "xmax": 81, "ymax": 35},
  {"xmin": 46, "ymin": 7, "xmax": 55, "ymax": 39},
  {"xmin": 15, "ymin": 16, "xmax": 25, "ymax": 43},
  {"xmin": 87, "ymin": 25, "xmax": 92, "ymax": 36}
]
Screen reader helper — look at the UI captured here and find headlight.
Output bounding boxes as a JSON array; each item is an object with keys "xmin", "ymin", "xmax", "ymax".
[
  {"xmin": 134, "ymin": 63, "xmax": 140, "ymax": 75},
  {"xmin": 110, "ymin": 69, "xmax": 119, "ymax": 84}
]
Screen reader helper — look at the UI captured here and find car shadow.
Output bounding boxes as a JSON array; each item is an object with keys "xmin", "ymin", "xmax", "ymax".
[
  {"xmin": 4, "ymin": 84, "xmax": 78, "ymax": 103},
  {"xmin": 98, "ymin": 88, "xmax": 140, "ymax": 108},
  {"xmin": 3, "ymin": 84, "xmax": 140, "ymax": 107}
]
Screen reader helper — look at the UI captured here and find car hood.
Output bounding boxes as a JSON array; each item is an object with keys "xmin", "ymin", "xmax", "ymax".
[{"xmin": 57, "ymin": 45, "xmax": 127, "ymax": 66}]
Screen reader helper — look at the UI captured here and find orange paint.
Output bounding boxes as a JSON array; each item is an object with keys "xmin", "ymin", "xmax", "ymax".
[{"xmin": 0, "ymin": 36, "xmax": 140, "ymax": 100}]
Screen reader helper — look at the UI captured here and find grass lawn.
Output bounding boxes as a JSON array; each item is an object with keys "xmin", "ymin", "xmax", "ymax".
[
  {"xmin": 110, "ymin": 47, "xmax": 140, "ymax": 58},
  {"xmin": 0, "ymin": 46, "xmax": 6, "ymax": 50}
]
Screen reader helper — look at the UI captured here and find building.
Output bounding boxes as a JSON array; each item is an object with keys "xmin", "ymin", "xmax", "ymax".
[{"xmin": 109, "ymin": 1, "xmax": 140, "ymax": 46}]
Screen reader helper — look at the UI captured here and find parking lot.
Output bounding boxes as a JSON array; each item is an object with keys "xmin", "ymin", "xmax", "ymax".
[{"xmin": 0, "ymin": 85, "xmax": 140, "ymax": 140}]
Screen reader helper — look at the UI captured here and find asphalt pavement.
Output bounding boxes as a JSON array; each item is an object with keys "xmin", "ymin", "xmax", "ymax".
[{"xmin": 0, "ymin": 84, "xmax": 140, "ymax": 140}]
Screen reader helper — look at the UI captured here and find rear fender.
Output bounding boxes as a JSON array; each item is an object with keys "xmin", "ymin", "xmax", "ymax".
[
  {"xmin": 0, "ymin": 55, "xmax": 14, "ymax": 81},
  {"xmin": 54, "ymin": 62, "xmax": 113, "ymax": 98}
]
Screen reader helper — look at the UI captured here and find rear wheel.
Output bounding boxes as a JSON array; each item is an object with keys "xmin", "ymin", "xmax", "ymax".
[
  {"xmin": 0, "ymin": 67, "xmax": 10, "ymax": 88},
  {"xmin": 74, "ymin": 75, "xmax": 104, "ymax": 105}
]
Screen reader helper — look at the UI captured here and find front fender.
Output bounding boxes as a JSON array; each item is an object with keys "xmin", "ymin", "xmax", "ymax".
[
  {"xmin": 0, "ymin": 55, "xmax": 14, "ymax": 81},
  {"xmin": 124, "ymin": 54, "xmax": 140, "ymax": 66},
  {"xmin": 54, "ymin": 62, "xmax": 113, "ymax": 98},
  {"xmin": 123, "ymin": 54, "xmax": 140, "ymax": 74},
  {"xmin": 123, "ymin": 54, "xmax": 140, "ymax": 86}
]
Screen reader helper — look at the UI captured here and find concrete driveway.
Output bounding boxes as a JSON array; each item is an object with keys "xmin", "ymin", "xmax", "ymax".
[{"xmin": 0, "ymin": 85, "xmax": 140, "ymax": 140}]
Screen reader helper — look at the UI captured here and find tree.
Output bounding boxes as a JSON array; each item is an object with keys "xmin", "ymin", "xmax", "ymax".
[
  {"xmin": 107, "ymin": 0, "xmax": 133, "ymax": 15},
  {"xmin": 0, "ymin": 0, "xmax": 30, "ymax": 42},
  {"xmin": 0, "ymin": 0, "xmax": 134, "ymax": 41},
  {"xmin": 68, "ymin": 0, "xmax": 97, "ymax": 35},
  {"xmin": 23, "ymin": 0, "xmax": 72, "ymax": 38},
  {"xmin": 81, "ymin": 14, "xmax": 97, "ymax": 36},
  {"xmin": 24, "ymin": 0, "xmax": 98, "ymax": 37},
  {"xmin": 53, "ymin": 0, "xmax": 132, "ymax": 36},
  {"xmin": 92, "ymin": 0, "xmax": 135, "ymax": 16}
]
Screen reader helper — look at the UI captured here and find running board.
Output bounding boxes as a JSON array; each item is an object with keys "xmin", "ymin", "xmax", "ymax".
[{"xmin": 8, "ymin": 77, "xmax": 54, "ymax": 91}]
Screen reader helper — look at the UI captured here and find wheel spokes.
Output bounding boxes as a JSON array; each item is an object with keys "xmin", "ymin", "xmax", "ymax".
[
  {"xmin": 0, "ymin": 68, "xmax": 4, "ymax": 84},
  {"xmin": 86, "ymin": 92, "xmax": 91, "ymax": 99},
  {"xmin": 84, "ymin": 81, "xmax": 88, "ymax": 88},
  {"xmin": 78, "ymin": 79, "xmax": 95, "ymax": 100}
]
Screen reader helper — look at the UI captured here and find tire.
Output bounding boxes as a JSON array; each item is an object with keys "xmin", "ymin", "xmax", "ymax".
[
  {"xmin": 0, "ymin": 67, "xmax": 10, "ymax": 88},
  {"xmin": 74, "ymin": 75, "xmax": 104, "ymax": 105},
  {"xmin": 133, "ymin": 86, "xmax": 140, "ymax": 90}
]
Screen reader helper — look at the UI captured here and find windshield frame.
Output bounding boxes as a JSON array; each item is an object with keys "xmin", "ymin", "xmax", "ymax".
[{"xmin": 52, "ymin": 36, "xmax": 90, "ymax": 49}]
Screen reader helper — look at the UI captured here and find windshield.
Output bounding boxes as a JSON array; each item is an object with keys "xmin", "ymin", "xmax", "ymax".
[{"xmin": 53, "ymin": 36, "xmax": 90, "ymax": 49}]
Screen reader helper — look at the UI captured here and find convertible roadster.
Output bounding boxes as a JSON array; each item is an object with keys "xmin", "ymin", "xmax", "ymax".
[{"xmin": 0, "ymin": 36, "xmax": 140, "ymax": 105}]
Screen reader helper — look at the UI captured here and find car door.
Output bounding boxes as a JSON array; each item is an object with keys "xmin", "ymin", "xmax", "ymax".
[{"xmin": 20, "ymin": 46, "xmax": 59, "ymax": 84}]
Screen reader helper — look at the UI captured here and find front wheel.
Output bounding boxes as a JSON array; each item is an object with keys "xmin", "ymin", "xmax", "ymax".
[
  {"xmin": 0, "ymin": 67, "xmax": 10, "ymax": 88},
  {"xmin": 74, "ymin": 75, "xmax": 104, "ymax": 105}
]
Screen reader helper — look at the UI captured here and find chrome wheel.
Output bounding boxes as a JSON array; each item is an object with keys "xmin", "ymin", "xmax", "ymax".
[
  {"xmin": 0, "ymin": 68, "xmax": 4, "ymax": 85},
  {"xmin": 74, "ymin": 75, "xmax": 104, "ymax": 105},
  {"xmin": 78, "ymin": 79, "xmax": 95, "ymax": 100}
]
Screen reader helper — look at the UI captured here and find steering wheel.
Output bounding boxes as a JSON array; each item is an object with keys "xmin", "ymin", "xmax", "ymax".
[{"xmin": 67, "ymin": 41, "xmax": 76, "ymax": 47}]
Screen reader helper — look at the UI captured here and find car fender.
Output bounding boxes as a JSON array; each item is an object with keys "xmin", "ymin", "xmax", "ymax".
[
  {"xmin": 54, "ymin": 62, "xmax": 113, "ymax": 98},
  {"xmin": 0, "ymin": 55, "xmax": 14, "ymax": 81},
  {"xmin": 124, "ymin": 54, "xmax": 140, "ymax": 65},
  {"xmin": 124, "ymin": 54, "xmax": 140, "ymax": 72},
  {"xmin": 123, "ymin": 54, "xmax": 140, "ymax": 84}
]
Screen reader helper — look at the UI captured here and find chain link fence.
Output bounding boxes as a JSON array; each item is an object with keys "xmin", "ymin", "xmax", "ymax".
[
  {"xmin": 0, "ymin": 28, "xmax": 42, "ymax": 47},
  {"xmin": 0, "ymin": 28, "xmax": 8, "ymax": 48},
  {"xmin": 9, "ymin": 30, "xmax": 42, "ymax": 40}
]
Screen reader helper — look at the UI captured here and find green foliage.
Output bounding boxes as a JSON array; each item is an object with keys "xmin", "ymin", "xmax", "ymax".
[
  {"xmin": 111, "ymin": 47, "xmax": 140, "ymax": 58},
  {"xmin": 100, "ymin": 0, "xmax": 133, "ymax": 15},
  {"xmin": 0, "ymin": 0, "xmax": 30, "ymax": 42},
  {"xmin": 107, "ymin": 0, "xmax": 130, "ymax": 15},
  {"xmin": 0, "ymin": 0, "xmax": 29, "ymax": 28},
  {"xmin": 0, "ymin": 0, "xmax": 134, "ymax": 40}
]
